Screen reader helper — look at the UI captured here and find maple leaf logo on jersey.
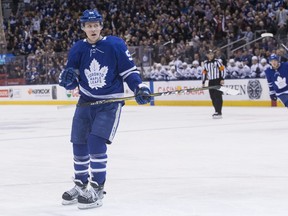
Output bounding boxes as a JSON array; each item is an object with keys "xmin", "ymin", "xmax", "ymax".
[
  {"xmin": 84, "ymin": 59, "xmax": 108, "ymax": 89},
  {"xmin": 275, "ymin": 76, "xmax": 287, "ymax": 89}
]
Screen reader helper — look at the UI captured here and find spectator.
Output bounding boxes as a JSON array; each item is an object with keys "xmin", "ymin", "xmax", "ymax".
[
  {"xmin": 1, "ymin": 0, "xmax": 286, "ymax": 84},
  {"xmin": 276, "ymin": 47, "xmax": 288, "ymax": 62},
  {"xmin": 275, "ymin": 4, "xmax": 288, "ymax": 39},
  {"xmin": 243, "ymin": 26, "xmax": 254, "ymax": 42}
]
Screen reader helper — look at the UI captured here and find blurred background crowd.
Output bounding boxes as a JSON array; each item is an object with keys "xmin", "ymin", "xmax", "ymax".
[{"xmin": 1, "ymin": 0, "xmax": 288, "ymax": 85}]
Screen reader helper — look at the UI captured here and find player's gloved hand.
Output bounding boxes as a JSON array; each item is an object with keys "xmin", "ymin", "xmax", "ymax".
[
  {"xmin": 134, "ymin": 83, "xmax": 151, "ymax": 105},
  {"xmin": 270, "ymin": 94, "xmax": 277, "ymax": 101},
  {"xmin": 59, "ymin": 67, "xmax": 78, "ymax": 87}
]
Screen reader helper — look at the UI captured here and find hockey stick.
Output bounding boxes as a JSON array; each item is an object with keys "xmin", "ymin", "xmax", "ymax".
[
  {"xmin": 259, "ymin": 34, "xmax": 288, "ymax": 59},
  {"xmin": 281, "ymin": 43, "xmax": 288, "ymax": 52},
  {"xmin": 78, "ymin": 85, "xmax": 239, "ymax": 107},
  {"xmin": 162, "ymin": 38, "xmax": 175, "ymax": 46},
  {"xmin": 231, "ymin": 32, "xmax": 273, "ymax": 53}
]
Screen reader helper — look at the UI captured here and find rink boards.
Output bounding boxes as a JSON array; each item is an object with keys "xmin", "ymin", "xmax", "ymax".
[{"xmin": 0, "ymin": 79, "xmax": 284, "ymax": 107}]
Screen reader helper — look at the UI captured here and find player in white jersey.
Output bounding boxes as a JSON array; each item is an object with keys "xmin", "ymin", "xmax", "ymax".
[
  {"xmin": 149, "ymin": 63, "xmax": 168, "ymax": 80},
  {"xmin": 259, "ymin": 58, "xmax": 271, "ymax": 78},
  {"xmin": 59, "ymin": 9, "xmax": 151, "ymax": 210},
  {"xmin": 181, "ymin": 62, "xmax": 193, "ymax": 79},
  {"xmin": 166, "ymin": 66, "xmax": 178, "ymax": 80},
  {"xmin": 156, "ymin": 63, "xmax": 169, "ymax": 80},
  {"xmin": 191, "ymin": 60, "xmax": 203, "ymax": 80},
  {"xmin": 250, "ymin": 56, "xmax": 261, "ymax": 78},
  {"xmin": 237, "ymin": 61, "xmax": 251, "ymax": 78},
  {"xmin": 174, "ymin": 62, "xmax": 187, "ymax": 80},
  {"xmin": 226, "ymin": 59, "xmax": 239, "ymax": 79},
  {"xmin": 148, "ymin": 63, "xmax": 158, "ymax": 80}
]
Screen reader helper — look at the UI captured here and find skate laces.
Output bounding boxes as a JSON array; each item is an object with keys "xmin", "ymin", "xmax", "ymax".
[
  {"xmin": 65, "ymin": 178, "xmax": 87, "ymax": 197},
  {"xmin": 67, "ymin": 184, "xmax": 86, "ymax": 197},
  {"xmin": 81, "ymin": 186, "xmax": 100, "ymax": 200}
]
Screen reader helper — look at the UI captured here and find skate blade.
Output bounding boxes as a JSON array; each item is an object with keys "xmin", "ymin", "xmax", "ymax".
[
  {"xmin": 62, "ymin": 199, "xmax": 78, "ymax": 205},
  {"xmin": 212, "ymin": 116, "xmax": 222, "ymax": 119},
  {"xmin": 78, "ymin": 200, "xmax": 103, "ymax": 210}
]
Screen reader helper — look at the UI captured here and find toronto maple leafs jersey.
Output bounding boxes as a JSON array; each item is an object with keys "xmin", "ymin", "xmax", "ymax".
[
  {"xmin": 265, "ymin": 62, "xmax": 288, "ymax": 96},
  {"xmin": 65, "ymin": 36, "xmax": 142, "ymax": 101}
]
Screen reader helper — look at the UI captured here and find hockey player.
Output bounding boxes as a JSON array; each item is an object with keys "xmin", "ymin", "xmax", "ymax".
[
  {"xmin": 174, "ymin": 62, "xmax": 186, "ymax": 80},
  {"xmin": 226, "ymin": 59, "xmax": 238, "ymax": 79},
  {"xmin": 182, "ymin": 62, "xmax": 193, "ymax": 79},
  {"xmin": 191, "ymin": 60, "xmax": 202, "ymax": 80},
  {"xmin": 259, "ymin": 58, "xmax": 271, "ymax": 78},
  {"xmin": 166, "ymin": 65, "xmax": 177, "ymax": 80},
  {"xmin": 148, "ymin": 63, "xmax": 158, "ymax": 80},
  {"xmin": 250, "ymin": 56, "xmax": 261, "ymax": 78},
  {"xmin": 237, "ymin": 61, "xmax": 251, "ymax": 78},
  {"xmin": 156, "ymin": 63, "xmax": 168, "ymax": 81},
  {"xmin": 59, "ymin": 9, "xmax": 151, "ymax": 209},
  {"xmin": 265, "ymin": 54, "xmax": 288, "ymax": 107}
]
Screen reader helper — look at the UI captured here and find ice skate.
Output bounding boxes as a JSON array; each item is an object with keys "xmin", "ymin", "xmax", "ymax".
[
  {"xmin": 62, "ymin": 179, "xmax": 87, "ymax": 205},
  {"xmin": 77, "ymin": 180, "xmax": 105, "ymax": 209},
  {"xmin": 212, "ymin": 112, "xmax": 222, "ymax": 119}
]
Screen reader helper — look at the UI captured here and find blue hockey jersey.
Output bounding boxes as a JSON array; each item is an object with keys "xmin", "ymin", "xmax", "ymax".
[
  {"xmin": 265, "ymin": 62, "xmax": 288, "ymax": 96},
  {"xmin": 65, "ymin": 36, "xmax": 142, "ymax": 101}
]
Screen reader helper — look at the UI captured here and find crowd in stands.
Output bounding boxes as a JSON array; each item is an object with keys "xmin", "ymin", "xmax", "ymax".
[{"xmin": 2, "ymin": 0, "xmax": 288, "ymax": 85}]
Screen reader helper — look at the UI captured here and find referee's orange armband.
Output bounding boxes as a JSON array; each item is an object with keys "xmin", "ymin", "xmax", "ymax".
[{"xmin": 219, "ymin": 65, "xmax": 225, "ymax": 71}]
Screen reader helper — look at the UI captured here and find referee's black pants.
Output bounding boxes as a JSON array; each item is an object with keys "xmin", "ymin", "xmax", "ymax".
[{"xmin": 208, "ymin": 79, "xmax": 223, "ymax": 114}]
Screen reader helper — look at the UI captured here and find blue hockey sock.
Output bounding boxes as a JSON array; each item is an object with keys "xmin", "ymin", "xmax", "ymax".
[
  {"xmin": 73, "ymin": 143, "xmax": 89, "ymax": 184},
  {"xmin": 88, "ymin": 134, "xmax": 108, "ymax": 185}
]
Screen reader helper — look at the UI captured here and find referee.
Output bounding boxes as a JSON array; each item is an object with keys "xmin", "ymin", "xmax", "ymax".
[{"xmin": 202, "ymin": 49, "xmax": 225, "ymax": 119}]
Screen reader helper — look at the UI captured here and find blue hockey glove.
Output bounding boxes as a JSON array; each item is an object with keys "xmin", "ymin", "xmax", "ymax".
[
  {"xmin": 134, "ymin": 84, "xmax": 152, "ymax": 105},
  {"xmin": 59, "ymin": 67, "xmax": 78, "ymax": 88},
  {"xmin": 270, "ymin": 94, "xmax": 277, "ymax": 101}
]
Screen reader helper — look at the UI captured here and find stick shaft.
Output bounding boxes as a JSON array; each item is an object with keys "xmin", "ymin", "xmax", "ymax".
[
  {"xmin": 79, "ymin": 86, "xmax": 221, "ymax": 106},
  {"xmin": 281, "ymin": 43, "xmax": 288, "ymax": 52}
]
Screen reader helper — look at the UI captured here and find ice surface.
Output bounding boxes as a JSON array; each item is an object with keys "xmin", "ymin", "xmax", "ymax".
[{"xmin": 0, "ymin": 105, "xmax": 288, "ymax": 216}]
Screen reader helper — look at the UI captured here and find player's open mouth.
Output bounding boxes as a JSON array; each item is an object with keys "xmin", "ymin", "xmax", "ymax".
[{"xmin": 91, "ymin": 34, "xmax": 97, "ymax": 36}]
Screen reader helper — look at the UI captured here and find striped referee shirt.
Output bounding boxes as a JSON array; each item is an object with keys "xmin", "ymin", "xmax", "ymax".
[{"xmin": 202, "ymin": 59, "xmax": 225, "ymax": 84}]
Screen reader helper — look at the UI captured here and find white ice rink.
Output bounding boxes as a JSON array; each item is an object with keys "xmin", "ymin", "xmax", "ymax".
[{"xmin": 0, "ymin": 105, "xmax": 288, "ymax": 216}]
